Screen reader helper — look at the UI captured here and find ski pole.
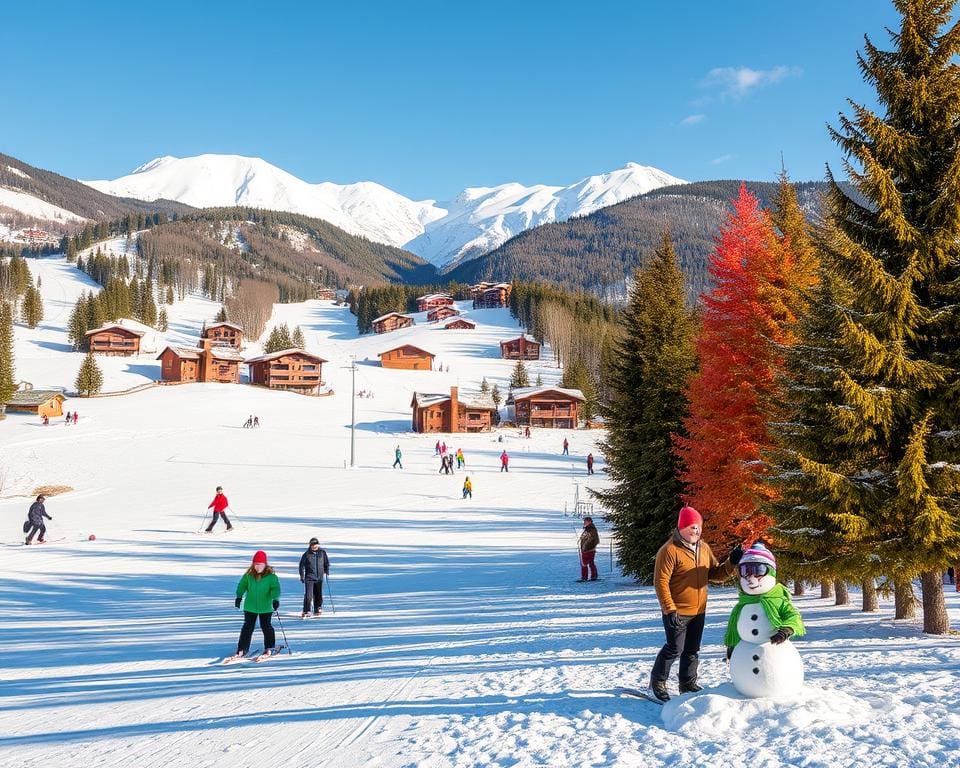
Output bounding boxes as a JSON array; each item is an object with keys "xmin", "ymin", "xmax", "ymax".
[
  {"xmin": 325, "ymin": 575, "xmax": 336, "ymax": 614},
  {"xmin": 274, "ymin": 610, "xmax": 292, "ymax": 654},
  {"xmin": 197, "ymin": 508, "xmax": 211, "ymax": 533}
]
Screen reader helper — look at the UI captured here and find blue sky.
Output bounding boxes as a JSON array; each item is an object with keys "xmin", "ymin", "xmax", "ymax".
[{"xmin": 2, "ymin": 0, "xmax": 901, "ymax": 200}]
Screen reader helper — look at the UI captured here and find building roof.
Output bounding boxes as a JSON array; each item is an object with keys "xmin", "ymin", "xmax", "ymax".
[
  {"xmin": 5, "ymin": 390, "xmax": 66, "ymax": 406},
  {"xmin": 378, "ymin": 344, "xmax": 435, "ymax": 359},
  {"xmin": 157, "ymin": 346, "xmax": 201, "ymax": 361},
  {"xmin": 445, "ymin": 318, "xmax": 476, "ymax": 328},
  {"xmin": 417, "ymin": 293, "xmax": 453, "ymax": 302},
  {"xmin": 205, "ymin": 321, "xmax": 244, "ymax": 332},
  {"xmin": 500, "ymin": 334, "xmax": 539, "ymax": 345},
  {"xmin": 158, "ymin": 345, "xmax": 245, "ymax": 362},
  {"xmin": 244, "ymin": 348, "xmax": 328, "ymax": 365},
  {"xmin": 410, "ymin": 392, "xmax": 496, "ymax": 410},
  {"xmin": 507, "ymin": 386, "xmax": 585, "ymax": 403},
  {"xmin": 84, "ymin": 322, "xmax": 146, "ymax": 337},
  {"xmin": 210, "ymin": 347, "xmax": 245, "ymax": 361},
  {"xmin": 371, "ymin": 311, "xmax": 413, "ymax": 324}
]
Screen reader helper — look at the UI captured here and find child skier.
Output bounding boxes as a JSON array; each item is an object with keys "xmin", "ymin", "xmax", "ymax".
[
  {"xmin": 500, "ymin": 450, "xmax": 509, "ymax": 472},
  {"xmin": 232, "ymin": 550, "xmax": 281, "ymax": 660},
  {"xmin": 456, "ymin": 448, "xmax": 465, "ymax": 468},
  {"xmin": 205, "ymin": 486, "xmax": 233, "ymax": 532},
  {"xmin": 462, "ymin": 476, "xmax": 472, "ymax": 499},
  {"xmin": 298, "ymin": 537, "xmax": 330, "ymax": 617},
  {"xmin": 24, "ymin": 494, "xmax": 52, "ymax": 544},
  {"xmin": 393, "ymin": 445, "xmax": 403, "ymax": 469}
]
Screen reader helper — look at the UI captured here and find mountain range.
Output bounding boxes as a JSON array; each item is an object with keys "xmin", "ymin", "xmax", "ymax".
[{"xmin": 82, "ymin": 154, "xmax": 685, "ymax": 268}]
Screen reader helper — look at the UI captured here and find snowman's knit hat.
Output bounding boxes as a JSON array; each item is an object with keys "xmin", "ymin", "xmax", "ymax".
[{"xmin": 740, "ymin": 542, "xmax": 776, "ymax": 571}]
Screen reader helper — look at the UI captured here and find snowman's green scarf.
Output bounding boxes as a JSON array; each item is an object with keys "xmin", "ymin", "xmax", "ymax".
[{"xmin": 723, "ymin": 582, "xmax": 806, "ymax": 648}]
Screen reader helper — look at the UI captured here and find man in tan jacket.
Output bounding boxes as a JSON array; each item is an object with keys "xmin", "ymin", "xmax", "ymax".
[{"xmin": 648, "ymin": 505, "xmax": 739, "ymax": 702}]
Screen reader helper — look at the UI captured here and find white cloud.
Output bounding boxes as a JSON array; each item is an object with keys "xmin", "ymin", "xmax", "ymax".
[
  {"xmin": 701, "ymin": 65, "xmax": 801, "ymax": 100},
  {"xmin": 680, "ymin": 114, "xmax": 706, "ymax": 126},
  {"xmin": 710, "ymin": 154, "xmax": 733, "ymax": 165}
]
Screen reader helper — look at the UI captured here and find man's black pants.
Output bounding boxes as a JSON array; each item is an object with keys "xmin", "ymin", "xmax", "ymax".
[
  {"xmin": 650, "ymin": 612, "xmax": 705, "ymax": 687},
  {"xmin": 302, "ymin": 579, "xmax": 324, "ymax": 613}
]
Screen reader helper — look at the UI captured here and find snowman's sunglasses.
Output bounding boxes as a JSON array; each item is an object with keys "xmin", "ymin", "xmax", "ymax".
[{"xmin": 739, "ymin": 563, "xmax": 770, "ymax": 578}]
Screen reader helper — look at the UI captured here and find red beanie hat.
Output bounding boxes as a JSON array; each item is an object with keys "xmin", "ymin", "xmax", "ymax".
[
  {"xmin": 252, "ymin": 550, "xmax": 268, "ymax": 565},
  {"xmin": 677, "ymin": 506, "xmax": 703, "ymax": 529}
]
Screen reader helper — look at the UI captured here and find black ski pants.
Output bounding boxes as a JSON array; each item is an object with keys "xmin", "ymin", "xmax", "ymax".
[
  {"xmin": 206, "ymin": 511, "xmax": 231, "ymax": 532},
  {"xmin": 25, "ymin": 522, "xmax": 46, "ymax": 543},
  {"xmin": 650, "ymin": 612, "xmax": 705, "ymax": 688},
  {"xmin": 237, "ymin": 611, "xmax": 275, "ymax": 654},
  {"xmin": 302, "ymin": 579, "xmax": 324, "ymax": 613}
]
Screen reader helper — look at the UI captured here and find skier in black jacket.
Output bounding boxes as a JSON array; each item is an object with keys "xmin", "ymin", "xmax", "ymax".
[
  {"xmin": 298, "ymin": 537, "xmax": 330, "ymax": 617},
  {"xmin": 25, "ymin": 494, "xmax": 52, "ymax": 544}
]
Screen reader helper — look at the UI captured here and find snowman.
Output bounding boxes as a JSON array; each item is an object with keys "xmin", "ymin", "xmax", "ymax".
[{"xmin": 724, "ymin": 542, "xmax": 805, "ymax": 698}]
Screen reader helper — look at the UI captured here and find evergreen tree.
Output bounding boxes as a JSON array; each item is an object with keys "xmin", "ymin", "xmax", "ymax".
[
  {"xmin": 292, "ymin": 325, "xmax": 305, "ymax": 349},
  {"xmin": 20, "ymin": 285, "xmax": 44, "ymax": 328},
  {"xmin": 594, "ymin": 233, "xmax": 697, "ymax": 581},
  {"xmin": 510, "ymin": 360, "xmax": 530, "ymax": 389},
  {"xmin": 75, "ymin": 351, "xmax": 103, "ymax": 397},
  {"xmin": 68, "ymin": 294, "xmax": 89, "ymax": 350},
  {"xmin": 480, "ymin": 377, "xmax": 490, "ymax": 394},
  {"xmin": 263, "ymin": 325, "xmax": 293, "ymax": 354},
  {"xmin": 0, "ymin": 301, "xmax": 15, "ymax": 415},
  {"xmin": 491, "ymin": 383, "xmax": 502, "ymax": 412},
  {"xmin": 166, "ymin": 285, "xmax": 175, "ymax": 305},
  {"xmin": 561, "ymin": 357, "xmax": 598, "ymax": 422},
  {"xmin": 778, "ymin": 0, "xmax": 960, "ymax": 634},
  {"xmin": 140, "ymin": 279, "xmax": 157, "ymax": 327},
  {"xmin": 215, "ymin": 304, "xmax": 227, "ymax": 321},
  {"xmin": 158, "ymin": 307, "xmax": 168, "ymax": 332},
  {"xmin": 535, "ymin": 374, "xmax": 543, "ymax": 387}
]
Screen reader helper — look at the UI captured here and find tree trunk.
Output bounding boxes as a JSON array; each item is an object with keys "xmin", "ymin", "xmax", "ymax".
[
  {"xmin": 834, "ymin": 580, "xmax": 849, "ymax": 605},
  {"xmin": 894, "ymin": 579, "xmax": 917, "ymax": 620},
  {"xmin": 920, "ymin": 571, "xmax": 950, "ymax": 634},
  {"xmin": 793, "ymin": 579, "xmax": 805, "ymax": 597},
  {"xmin": 820, "ymin": 580, "xmax": 834, "ymax": 599},
  {"xmin": 861, "ymin": 579, "xmax": 878, "ymax": 612}
]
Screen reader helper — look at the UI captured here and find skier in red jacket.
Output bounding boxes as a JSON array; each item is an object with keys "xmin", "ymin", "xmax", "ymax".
[
  {"xmin": 205, "ymin": 486, "xmax": 233, "ymax": 532},
  {"xmin": 500, "ymin": 451, "xmax": 509, "ymax": 472}
]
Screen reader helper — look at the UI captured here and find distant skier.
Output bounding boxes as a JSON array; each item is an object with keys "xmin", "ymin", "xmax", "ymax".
[
  {"xmin": 205, "ymin": 486, "xmax": 233, "ymax": 532},
  {"xmin": 525, "ymin": 426, "xmax": 531, "ymax": 439},
  {"xmin": 435, "ymin": 440, "xmax": 441, "ymax": 456},
  {"xmin": 456, "ymin": 448, "xmax": 465, "ymax": 469},
  {"xmin": 562, "ymin": 438, "xmax": 569, "ymax": 455},
  {"xmin": 500, "ymin": 450, "xmax": 509, "ymax": 472},
  {"xmin": 24, "ymin": 494, "xmax": 52, "ymax": 545},
  {"xmin": 578, "ymin": 516, "xmax": 599, "ymax": 581},
  {"xmin": 298, "ymin": 537, "xmax": 330, "ymax": 617},
  {"xmin": 73, "ymin": 411, "xmax": 78, "ymax": 425},
  {"xmin": 254, "ymin": 416, "xmax": 260, "ymax": 427},
  {"xmin": 42, "ymin": 414, "xmax": 49, "ymax": 426},
  {"xmin": 462, "ymin": 476, "xmax": 472, "ymax": 499},
  {"xmin": 243, "ymin": 415, "xmax": 252, "ymax": 429},
  {"xmin": 441, "ymin": 441, "xmax": 447, "ymax": 456},
  {"xmin": 65, "ymin": 411, "xmax": 72, "ymax": 425},
  {"xmin": 587, "ymin": 453, "xmax": 595, "ymax": 475},
  {"xmin": 393, "ymin": 445, "xmax": 403, "ymax": 469},
  {"xmin": 232, "ymin": 550, "xmax": 281, "ymax": 660}
]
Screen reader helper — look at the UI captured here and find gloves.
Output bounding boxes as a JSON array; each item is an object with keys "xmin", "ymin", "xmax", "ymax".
[
  {"xmin": 667, "ymin": 611, "xmax": 681, "ymax": 629},
  {"xmin": 272, "ymin": 600, "xmax": 280, "ymax": 611},
  {"xmin": 770, "ymin": 627, "xmax": 794, "ymax": 644},
  {"xmin": 729, "ymin": 544, "xmax": 743, "ymax": 566},
  {"xmin": 235, "ymin": 597, "xmax": 242, "ymax": 609}
]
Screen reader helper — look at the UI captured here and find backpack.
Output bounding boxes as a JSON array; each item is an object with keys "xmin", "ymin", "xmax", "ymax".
[{"xmin": 23, "ymin": 520, "xmax": 30, "ymax": 533}]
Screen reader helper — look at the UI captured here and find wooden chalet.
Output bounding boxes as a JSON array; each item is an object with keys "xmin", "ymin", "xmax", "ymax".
[
  {"xmin": 4, "ymin": 389, "xmax": 65, "ymax": 417},
  {"xmin": 427, "ymin": 306, "xmax": 460, "ymax": 322},
  {"xmin": 157, "ymin": 339, "xmax": 244, "ymax": 384},
  {"xmin": 201, "ymin": 321, "xmax": 244, "ymax": 350},
  {"xmin": 471, "ymin": 282, "xmax": 511, "ymax": 309},
  {"xmin": 411, "ymin": 386, "xmax": 496, "ymax": 433},
  {"xmin": 416, "ymin": 293, "xmax": 455, "ymax": 312},
  {"xmin": 85, "ymin": 322, "xmax": 144, "ymax": 356},
  {"xmin": 315, "ymin": 287, "xmax": 337, "ymax": 300},
  {"xmin": 371, "ymin": 312, "xmax": 415, "ymax": 334},
  {"xmin": 379, "ymin": 344, "xmax": 435, "ymax": 371},
  {"xmin": 500, "ymin": 334, "xmax": 540, "ymax": 360},
  {"xmin": 245, "ymin": 349, "xmax": 327, "ymax": 395},
  {"xmin": 444, "ymin": 318, "xmax": 476, "ymax": 330},
  {"xmin": 507, "ymin": 386, "xmax": 585, "ymax": 429}
]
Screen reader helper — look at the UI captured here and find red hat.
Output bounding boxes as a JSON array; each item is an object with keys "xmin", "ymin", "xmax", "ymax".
[
  {"xmin": 677, "ymin": 506, "xmax": 703, "ymax": 529},
  {"xmin": 252, "ymin": 550, "xmax": 268, "ymax": 565}
]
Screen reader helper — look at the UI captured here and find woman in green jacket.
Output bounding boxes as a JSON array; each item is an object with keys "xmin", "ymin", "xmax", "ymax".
[{"xmin": 234, "ymin": 550, "xmax": 281, "ymax": 658}]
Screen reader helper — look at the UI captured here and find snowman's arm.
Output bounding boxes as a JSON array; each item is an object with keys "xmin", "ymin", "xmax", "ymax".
[{"xmin": 775, "ymin": 597, "xmax": 806, "ymax": 637}]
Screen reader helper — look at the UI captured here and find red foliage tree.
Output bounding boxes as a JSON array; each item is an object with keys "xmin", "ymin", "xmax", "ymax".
[{"xmin": 674, "ymin": 184, "xmax": 792, "ymax": 554}]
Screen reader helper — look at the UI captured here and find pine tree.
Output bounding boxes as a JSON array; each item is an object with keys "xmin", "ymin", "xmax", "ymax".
[
  {"xmin": 480, "ymin": 377, "xmax": 490, "ymax": 394},
  {"xmin": 158, "ymin": 307, "xmax": 168, "ymax": 332},
  {"xmin": 75, "ymin": 351, "xmax": 103, "ymax": 397},
  {"xmin": 215, "ymin": 304, "xmax": 227, "ymax": 321},
  {"xmin": 68, "ymin": 294, "xmax": 89, "ymax": 350},
  {"xmin": 0, "ymin": 301, "xmax": 15, "ymax": 415},
  {"xmin": 561, "ymin": 357, "xmax": 598, "ymax": 422},
  {"xmin": 292, "ymin": 325, "xmax": 305, "ymax": 349},
  {"xmin": 20, "ymin": 285, "xmax": 44, "ymax": 328},
  {"xmin": 491, "ymin": 383, "xmax": 502, "ymax": 412},
  {"xmin": 140, "ymin": 279, "xmax": 157, "ymax": 327},
  {"xmin": 778, "ymin": 1, "xmax": 960, "ymax": 633},
  {"xmin": 594, "ymin": 233, "xmax": 697, "ymax": 581},
  {"xmin": 510, "ymin": 360, "xmax": 530, "ymax": 389},
  {"xmin": 535, "ymin": 374, "xmax": 543, "ymax": 387},
  {"xmin": 166, "ymin": 285, "xmax": 175, "ymax": 305}
]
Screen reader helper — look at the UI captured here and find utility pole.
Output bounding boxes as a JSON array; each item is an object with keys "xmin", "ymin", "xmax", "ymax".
[{"xmin": 341, "ymin": 357, "xmax": 357, "ymax": 467}]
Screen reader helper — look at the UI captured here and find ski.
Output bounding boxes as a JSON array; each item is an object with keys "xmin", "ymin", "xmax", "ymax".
[
  {"xmin": 222, "ymin": 648, "xmax": 261, "ymax": 665},
  {"xmin": 614, "ymin": 686, "xmax": 665, "ymax": 705},
  {"xmin": 22, "ymin": 537, "xmax": 67, "ymax": 546},
  {"xmin": 253, "ymin": 644, "xmax": 288, "ymax": 662}
]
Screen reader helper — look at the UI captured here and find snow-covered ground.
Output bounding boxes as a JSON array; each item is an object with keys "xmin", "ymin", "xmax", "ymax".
[{"xmin": 2, "ymin": 257, "xmax": 959, "ymax": 767}]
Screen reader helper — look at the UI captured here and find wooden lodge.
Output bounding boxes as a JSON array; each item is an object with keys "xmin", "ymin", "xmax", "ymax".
[
  {"xmin": 4, "ymin": 389, "xmax": 65, "ymax": 418},
  {"xmin": 371, "ymin": 312, "xmax": 415, "ymax": 334},
  {"xmin": 427, "ymin": 306, "xmax": 459, "ymax": 322},
  {"xmin": 416, "ymin": 293, "xmax": 455, "ymax": 312},
  {"xmin": 85, "ymin": 322, "xmax": 145, "ymax": 356},
  {"xmin": 315, "ymin": 287, "xmax": 337, "ymax": 300},
  {"xmin": 471, "ymin": 282, "xmax": 511, "ymax": 309},
  {"xmin": 201, "ymin": 321, "xmax": 244, "ymax": 350},
  {"xmin": 157, "ymin": 339, "xmax": 244, "ymax": 384},
  {"xmin": 444, "ymin": 318, "xmax": 476, "ymax": 330},
  {"xmin": 500, "ymin": 334, "xmax": 540, "ymax": 360},
  {"xmin": 379, "ymin": 344, "xmax": 435, "ymax": 371},
  {"xmin": 507, "ymin": 386, "xmax": 585, "ymax": 429},
  {"xmin": 411, "ymin": 386, "xmax": 496, "ymax": 433},
  {"xmin": 245, "ymin": 349, "xmax": 327, "ymax": 395}
]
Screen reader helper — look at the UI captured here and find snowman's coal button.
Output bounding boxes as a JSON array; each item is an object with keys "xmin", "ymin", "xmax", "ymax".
[
  {"xmin": 752, "ymin": 629, "xmax": 758, "ymax": 635},
  {"xmin": 753, "ymin": 655, "xmax": 759, "ymax": 661},
  {"xmin": 752, "ymin": 668, "xmax": 760, "ymax": 674},
  {"xmin": 751, "ymin": 614, "xmax": 758, "ymax": 620}
]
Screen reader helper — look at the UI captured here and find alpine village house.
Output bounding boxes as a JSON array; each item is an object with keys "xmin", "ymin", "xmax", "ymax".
[
  {"xmin": 379, "ymin": 344, "xmax": 435, "ymax": 371},
  {"xmin": 201, "ymin": 321, "xmax": 244, "ymax": 349},
  {"xmin": 245, "ymin": 349, "xmax": 328, "ymax": 394},
  {"xmin": 499, "ymin": 335, "xmax": 541, "ymax": 361},
  {"xmin": 371, "ymin": 312, "xmax": 415, "ymax": 334},
  {"xmin": 158, "ymin": 338, "xmax": 245, "ymax": 384},
  {"xmin": 507, "ymin": 386, "xmax": 585, "ymax": 429},
  {"xmin": 411, "ymin": 386, "xmax": 496, "ymax": 433}
]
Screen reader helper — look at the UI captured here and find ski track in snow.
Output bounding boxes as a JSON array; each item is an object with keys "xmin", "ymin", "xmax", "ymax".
[{"xmin": 1, "ymin": 257, "xmax": 959, "ymax": 767}]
